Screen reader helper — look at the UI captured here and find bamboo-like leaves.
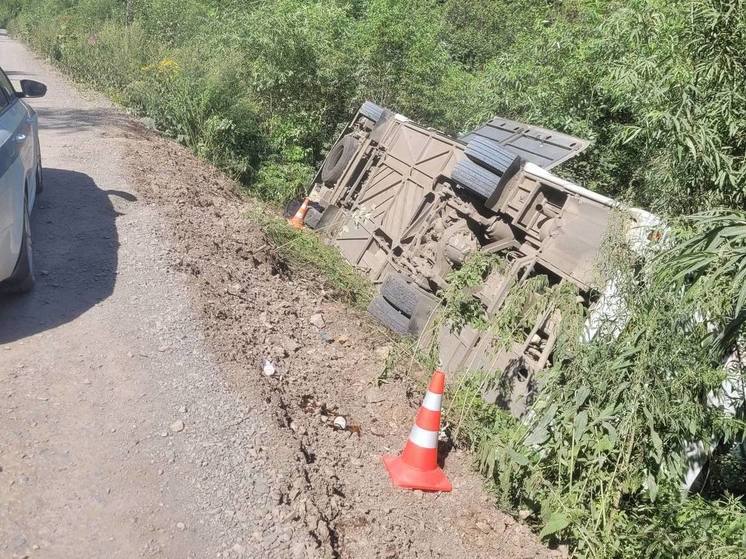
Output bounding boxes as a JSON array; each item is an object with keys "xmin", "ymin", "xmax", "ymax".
[{"xmin": 655, "ymin": 209, "xmax": 746, "ymax": 353}]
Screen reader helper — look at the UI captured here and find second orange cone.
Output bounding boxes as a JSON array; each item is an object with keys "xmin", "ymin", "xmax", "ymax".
[
  {"xmin": 288, "ymin": 197, "xmax": 310, "ymax": 229},
  {"xmin": 383, "ymin": 369, "xmax": 452, "ymax": 492}
]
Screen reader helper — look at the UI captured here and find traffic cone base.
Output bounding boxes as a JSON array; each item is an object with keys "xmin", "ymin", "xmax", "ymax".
[{"xmin": 383, "ymin": 454, "xmax": 452, "ymax": 492}]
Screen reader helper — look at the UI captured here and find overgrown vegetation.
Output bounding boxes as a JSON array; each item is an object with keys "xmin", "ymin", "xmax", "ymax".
[
  {"xmin": 3, "ymin": 0, "xmax": 745, "ymax": 556},
  {"xmin": 3, "ymin": 0, "xmax": 744, "ymax": 213},
  {"xmin": 441, "ymin": 214, "xmax": 746, "ymax": 557}
]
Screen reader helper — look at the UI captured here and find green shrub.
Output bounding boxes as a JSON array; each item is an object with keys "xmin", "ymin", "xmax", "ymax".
[
  {"xmin": 10, "ymin": 0, "xmax": 744, "ymax": 213},
  {"xmin": 444, "ymin": 214, "xmax": 746, "ymax": 557}
]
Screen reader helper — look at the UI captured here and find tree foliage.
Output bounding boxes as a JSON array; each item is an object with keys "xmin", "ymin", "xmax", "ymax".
[{"xmin": 4, "ymin": 0, "xmax": 744, "ymax": 212}]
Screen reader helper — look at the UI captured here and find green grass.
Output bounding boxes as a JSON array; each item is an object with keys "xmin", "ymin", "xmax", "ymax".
[{"xmin": 257, "ymin": 210, "xmax": 373, "ymax": 309}]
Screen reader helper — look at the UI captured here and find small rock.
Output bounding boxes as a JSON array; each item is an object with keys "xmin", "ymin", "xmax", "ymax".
[
  {"xmin": 179, "ymin": 405, "xmax": 187, "ymax": 414},
  {"xmin": 475, "ymin": 520, "xmax": 491, "ymax": 534},
  {"xmin": 518, "ymin": 509, "xmax": 532, "ymax": 520},
  {"xmin": 369, "ymin": 425, "xmax": 387, "ymax": 437},
  {"xmin": 272, "ymin": 345, "xmax": 288, "ymax": 358},
  {"xmin": 316, "ymin": 521, "xmax": 330, "ymax": 543},
  {"xmin": 282, "ymin": 336, "xmax": 301, "ymax": 354},
  {"xmin": 364, "ymin": 386, "xmax": 386, "ymax": 404},
  {"xmin": 259, "ymin": 311, "xmax": 272, "ymax": 328},
  {"xmin": 319, "ymin": 330, "xmax": 334, "ymax": 344},
  {"xmin": 375, "ymin": 346, "xmax": 391, "ymax": 359},
  {"xmin": 309, "ymin": 313, "xmax": 325, "ymax": 329},
  {"xmin": 333, "ymin": 416, "xmax": 347, "ymax": 430},
  {"xmin": 170, "ymin": 420, "xmax": 185, "ymax": 433},
  {"xmin": 176, "ymin": 522, "xmax": 185, "ymax": 531}
]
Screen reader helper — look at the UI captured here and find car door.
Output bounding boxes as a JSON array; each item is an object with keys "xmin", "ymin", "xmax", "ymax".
[{"xmin": 0, "ymin": 69, "xmax": 33, "ymax": 281}]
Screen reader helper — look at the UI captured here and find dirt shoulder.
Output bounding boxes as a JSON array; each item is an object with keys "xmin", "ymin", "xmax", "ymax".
[{"xmin": 123, "ymin": 125, "xmax": 559, "ymax": 558}]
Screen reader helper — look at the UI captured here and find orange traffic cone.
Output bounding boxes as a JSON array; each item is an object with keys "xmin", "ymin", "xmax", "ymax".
[
  {"xmin": 383, "ymin": 369, "xmax": 452, "ymax": 492},
  {"xmin": 288, "ymin": 197, "xmax": 310, "ymax": 229}
]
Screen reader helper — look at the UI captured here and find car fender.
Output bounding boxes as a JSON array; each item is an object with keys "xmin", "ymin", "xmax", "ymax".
[{"xmin": 0, "ymin": 101, "xmax": 32, "ymax": 281}]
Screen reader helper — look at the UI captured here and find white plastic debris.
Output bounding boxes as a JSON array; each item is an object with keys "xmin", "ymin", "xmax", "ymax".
[
  {"xmin": 262, "ymin": 358, "xmax": 276, "ymax": 377},
  {"xmin": 333, "ymin": 416, "xmax": 347, "ymax": 430}
]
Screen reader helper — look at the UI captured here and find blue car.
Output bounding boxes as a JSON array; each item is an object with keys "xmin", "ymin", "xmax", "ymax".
[{"xmin": 0, "ymin": 65, "xmax": 46, "ymax": 293}]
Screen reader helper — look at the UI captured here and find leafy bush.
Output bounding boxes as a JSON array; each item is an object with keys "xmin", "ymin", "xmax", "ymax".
[
  {"xmin": 9, "ymin": 0, "xmax": 744, "ymax": 213},
  {"xmin": 444, "ymin": 214, "xmax": 746, "ymax": 557}
]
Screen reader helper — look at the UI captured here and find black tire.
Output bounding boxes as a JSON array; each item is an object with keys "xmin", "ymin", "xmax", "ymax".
[
  {"xmin": 451, "ymin": 158, "xmax": 503, "ymax": 199},
  {"xmin": 35, "ymin": 157, "xmax": 43, "ymax": 195},
  {"xmin": 3, "ymin": 194, "xmax": 34, "ymax": 294},
  {"xmin": 380, "ymin": 273, "xmax": 420, "ymax": 317},
  {"xmin": 464, "ymin": 136, "xmax": 521, "ymax": 178},
  {"xmin": 359, "ymin": 101, "xmax": 385, "ymax": 123},
  {"xmin": 368, "ymin": 294, "xmax": 410, "ymax": 334},
  {"xmin": 321, "ymin": 135, "xmax": 359, "ymax": 185}
]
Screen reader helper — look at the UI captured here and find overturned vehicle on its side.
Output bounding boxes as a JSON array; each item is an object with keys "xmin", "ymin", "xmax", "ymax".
[{"xmin": 304, "ymin": 102, "xmax": 657, "ymax": 416}]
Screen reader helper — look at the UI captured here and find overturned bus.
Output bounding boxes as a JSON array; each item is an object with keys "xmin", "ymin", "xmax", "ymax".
[{"xmin": 303, "ymin": 102, "xmax": 657, "ymax": 416}]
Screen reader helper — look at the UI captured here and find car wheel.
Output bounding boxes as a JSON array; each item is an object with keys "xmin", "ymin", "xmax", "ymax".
[
  {"xmin": 303, "ymin": 206, "xmax": 324, "ymax": 230},
  {"xmin": 464, "ymin": 136, "xmax": 522, "ymax": 178},
  {"xmin": 3, "ymin": 193, "xmax": 34, "ymax": 294},
  {"xmin": 321, "ymin": 135, "xmax": 358, "ymax": 185}
]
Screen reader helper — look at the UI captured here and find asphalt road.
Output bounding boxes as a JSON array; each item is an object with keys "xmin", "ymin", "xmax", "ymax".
[{"xmin": 0, "ymin": 31, "xmax": 296, "ymax": 559}]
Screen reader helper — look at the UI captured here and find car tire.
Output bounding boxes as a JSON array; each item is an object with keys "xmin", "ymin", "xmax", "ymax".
[
  {"xmin": 451, "ymin": 158, "xmax": 504, "ymax": 199},
  {"xmin": 321, "ymin": 135, "xmax": 358, "ymax": 185},
  {"xmin": 35, "ymin": 157, "xmax": 43, "ymax": 195},
  {"xmin": 368, "ymin": 294, "xmax": 410, "ymax": 334},
  {"xmin": 380, "ymin": 273, "xmax": 420, "ymax": 317},
  {"xmin": 359, "ymin": 101, "xmax": 385, "ymax": 123},
  {"xmin": 3, "ymin": 193, "xmax": 34, "ymax": 294}
]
